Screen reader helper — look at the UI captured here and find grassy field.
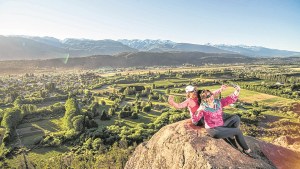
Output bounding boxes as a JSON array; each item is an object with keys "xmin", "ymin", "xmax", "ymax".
[
  {"xmin": 100, "ymin": 66, "xmax": 245, "ymax": 77},
  {"xmin": 154, "ymin": 78, "xmax": 190, "ymax": 86},
  {"xmin": 94, "ymin": 109, "xmax": 161, "ymax": 130},
  {"xmin": 290, "ymin": 68, "xmax": 300, "ymax": 71},
  {"xmin": 5, "ymin": 146, "xmax": 70, "ymax": 168},
  {"xmin": 35, "ymin": 100, "xmax": 65, "ymax": 108},
  {"xmin": 116, "ymin": 83, "xmax": 150, "ymax": 87},
  {"xmin": 94, "ymin": 95, "xmax": 162, "ymax": 129},
  {"xmin": 12, "ymin": 117, "xmax": 65, "ymax": 149},
  {"xmin": 18, "ymin": 118, "xmax": 62, "ymax": 133},
  {"xmin": 198, "ymin": 85, "xmax": 296, "ymax": 107}
]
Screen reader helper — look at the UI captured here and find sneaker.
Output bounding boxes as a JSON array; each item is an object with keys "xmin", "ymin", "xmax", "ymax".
[{"xmin": 242, "ymin": 149, "xmax": 259, "ymax": 159}]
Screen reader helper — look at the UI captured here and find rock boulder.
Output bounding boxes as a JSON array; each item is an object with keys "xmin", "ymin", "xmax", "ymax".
[{"xmin": 125, "ymin": 120, "xmax": 300, "ymax": 169}]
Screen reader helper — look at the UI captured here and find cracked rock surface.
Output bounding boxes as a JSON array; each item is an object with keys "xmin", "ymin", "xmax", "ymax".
[{"xmin": 125, "ymin": 120, "xmax": 300, "ymax": 169}]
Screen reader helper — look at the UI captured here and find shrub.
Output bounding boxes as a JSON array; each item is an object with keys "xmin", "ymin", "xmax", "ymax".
[
  {"xmin": 131, "ymin": 112, "xmax": 138, "ymax": 119},
  {"xmin": 142, "ymin": 106, "xmax": 151, "ymax": 112},
  {"xmin": 100, "ymin": 110, "xmax": 110, "ymax": 120},
  {"xmin": 108, "ymin": 108, "xmax": 116, "ymax": 116},
  {"xmin": 72, "ymin": 115, "xmax": 84, "ymax": 131},
  {"xmin": 118, "ymin": 111, "xmax": 132, "ymax": 118},
  {"xmin": 87, "ymin": 119, "xmax": 98, "ymax": 128}
]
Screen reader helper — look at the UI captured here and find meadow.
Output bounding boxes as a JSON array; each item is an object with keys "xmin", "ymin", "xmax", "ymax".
[{"xmin": 0, "ymin": 65, "xmax": 299, "ymax": 168}]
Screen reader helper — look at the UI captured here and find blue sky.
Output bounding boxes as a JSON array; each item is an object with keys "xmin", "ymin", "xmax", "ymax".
[{"xmin": 0, "ymin": 0, "xmax": 299, "ymax": 51}]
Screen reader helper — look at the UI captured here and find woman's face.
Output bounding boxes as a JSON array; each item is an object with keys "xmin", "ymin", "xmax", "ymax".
[
  {"xmin": 202, "ymin": 91, "xmax": 214, "ymax": 103},
  {"xmin": 188, "ymin": 90, "xmax": 197, "ymax": 98}
]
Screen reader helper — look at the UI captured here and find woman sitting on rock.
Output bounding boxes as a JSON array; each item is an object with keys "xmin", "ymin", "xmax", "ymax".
[
  {"xmin": 195, "ymin": 85, "xmax": 253, "ymax": 156},
  {"xmin": 168, "ymin": 85, "xmax": 226, "ymax": 126}
]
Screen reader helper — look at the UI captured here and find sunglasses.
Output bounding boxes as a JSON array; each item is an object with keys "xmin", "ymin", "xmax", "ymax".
[
  {"xmin": 205, "ymin": 93, "xmax": 213, "ymax": 98},
  {"xmin": 201, "ymin": 90, "xmax": 213, "ymax": 99}
]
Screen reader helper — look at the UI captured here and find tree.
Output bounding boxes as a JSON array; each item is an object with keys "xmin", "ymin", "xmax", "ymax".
[
  {"xmin": 252, "ymin": 101, "xmax": 259, "ymax": 107},
  {"xmin": 142, "ymin": 106, "xmax": 151, "ymax": 112},
  {"xmin": 250, "ymin": 109, "xmax": 262, "ymax": 117},
  {"xmin": 45, "ymin": 82, "xmax": 56, "ymax": 92},
  {"xmin": 100, "ymin": 100, "xmax": 106, "ymax": 106},
  {"xmin": 118, "ymin": 111, "xmax": 132, "ymax": 118},
  {"xmin": 2, "ymin": 107, "xmax": 22, "ymax": 129},
  {"xmin": 148, "ymin": 94, "xmax": 153, "ymax": 102},
  {"xmin": 100, "ymin": 110, "xmax": 110, "ymax": 120},
  {"xmin": 108, "ymin": 108, "xmax": 116, "ymax": 116},
  {"xmin": 90, "ymin": 102, "xmax": 100, "ymax": 117},
  {"xmin": 13, "ymin": 97, "xmax": 22, "ymax": 107},
  {"xmin": 20, "ymin": 104, "xmax": 37, "ymax": 115},
  {"xmin": 92, "ymin": 138, "xmax": 104, "ymax": 152},
  {"xmin": 123, "ymin": 87, "xmax": 129, "ymax": 95},
  {"xmin": 72, "ymin": 115, "xmax": 84, "ymax": 131},
  {"xmin": 84, "ymin": 89, "xmax": 91, "ymax": 97},
  {"xmin": 64, "ymin": 98, "xmax": 80, "ymax": 130},
  {"xmin": 131, "ymin": 112, "xmax": 138, "ymax": 119},
  {"xmin": 83, "ymin": 138, "xmax": 93, "ymax": 149},
  {"xmin": 40, "ymin": 90, "xmax": 47, "ymax": 98},
  {"xmin": 87, "ymin": 119, "xmax": 98, "ymax": 128},
  {"xmin": 1, "ymin": 108, "xmax": 22, "ymax": 144},
  {"xmin": 151, "ymin": 83, "xmax": 156, "ymax": 89},
  {"xmin": 135, "ymin": 93, "xmax": 140, "ymax": 101},
  {"xmin": 165, "ymin": 88, "xmax": 170, "ymax": 94}
]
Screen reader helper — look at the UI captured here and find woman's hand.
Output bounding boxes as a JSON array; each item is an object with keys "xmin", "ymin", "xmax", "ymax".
[
  {"xmin": 233, "ymin": 85, "xmax": 241, "ymax": 96},
  {"xmin": 168, "ymin": 95, "xmax": 174, "ymax": 102},
  {"xmin": 220, "ymin": 84, "xmax": 228, "ymax": 91}
]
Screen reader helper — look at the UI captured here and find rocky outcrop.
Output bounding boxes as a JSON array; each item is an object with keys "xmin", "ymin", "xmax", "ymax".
[
  {"xmin": 272, "ymin": 135, "xmax": 300, "ymax": 152},
  {"xmin": 125, "ymin": 120, "xmax": 300, "ymax": 169}
]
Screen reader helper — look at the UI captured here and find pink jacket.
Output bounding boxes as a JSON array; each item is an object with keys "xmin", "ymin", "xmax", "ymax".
[
  {"xmin": 168, "ymin": 89, "xmax": 222, "ymax": 123},
  {"xmin": 194, "ymin": 94, "xmax": 238, "ymax": 129}
]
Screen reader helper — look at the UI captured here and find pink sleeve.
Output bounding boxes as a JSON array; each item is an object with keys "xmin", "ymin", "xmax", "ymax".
[
  {"xmin": 220, "ymin": 94, "xmax": 238, "ymax": 107},
  {"xmin": 212, "ymin": 89, "xmax": 222, "ymax": 95},
  {"xmin": 192, "ymin": 110, "xmax": 204, "ymax": 123},
  {"xmin": 169, "ymin": 98, "xmax": 189, "ymax": 109}
]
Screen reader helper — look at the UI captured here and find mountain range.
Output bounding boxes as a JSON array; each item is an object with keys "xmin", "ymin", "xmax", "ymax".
[
  {"xmin": 0, "ymin": 35, "xmax": 299, "ymax": 61},
  {"xmin": 0, "ymin": 52, "xmax": 254, "ymax": 72},
  {"xmin": 1, "ymin": 51, "xmax": 300, "ymax": 74}
]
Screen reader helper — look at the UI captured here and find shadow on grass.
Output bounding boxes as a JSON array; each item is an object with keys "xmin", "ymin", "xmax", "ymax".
[
  {"xmin": 147, "ymin": 110, "xmax": 161, "ymax": 117},
  {"xmin": 31, "ymin": 146, "xmax": 70, "ymax": 155},
  {"xmin": 122, "ymin": 119, "xmax": 141, "ymax": 127},
  {"xmin": 137, "ymin": 112, "xmax": 156, "ymax": 123},
  {"xmin": 95, "ymin": 118, "xmax": 115, "ymax": 128},
  {"xmin": 33, "ymin": 119, "xmax": 61, "ymax": 132},
  {"xmin": 7, "ymin": 123, "xmax": 45, "ymax": 149}
]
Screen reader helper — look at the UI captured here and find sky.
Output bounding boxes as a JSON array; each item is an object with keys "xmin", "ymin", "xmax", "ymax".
[{"xmin": 0, "ymin": 0, "xmax": 299, "ymax": 51}]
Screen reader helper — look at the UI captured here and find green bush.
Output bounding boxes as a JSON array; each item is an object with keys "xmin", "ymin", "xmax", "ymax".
[
  {"xmin": 131, "ymin": 112, "xmax": 138, "ymax": 119},
  {"xmin": 100, "ymin": 110, "xmax": 110, "ymax": 120},
  {"xmin": 64, "ymin": 98, "xmax": 80, "ymax": 130},
  {"xmin": 72, "ymin": 115, "xmax": 84, "ymax": 131},
  {"xmin": 142, "ymin": 106, "xmax": 151, "ymax": 112},
  {"xmin": 118, "ymin": 111, "xmax": 132, "ymax": 118}
]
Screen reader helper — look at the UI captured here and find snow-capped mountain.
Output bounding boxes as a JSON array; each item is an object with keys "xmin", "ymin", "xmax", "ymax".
[
  {"xmin": 1, "ymin": 35, "xmax": 299, "ymax": 60},
  {"xmin": 118, "ymin": 39, "xmax": 230, "ymax": 53},
  {"xmin": 211, "ymin": 44, "xmax": 300, "ymax": 57},
  {"xmin": 118, "ymin": 39, "xmax": 175, "ymax": 51},
  {"xmin": 0, "ymin": 36, "xmax": 137, "ymax": 60}
]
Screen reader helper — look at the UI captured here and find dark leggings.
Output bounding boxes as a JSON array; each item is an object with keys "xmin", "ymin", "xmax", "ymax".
[
  {"xmin": 206, "ymin": 115, "xmax": 249, "ymax": 150},
  {"xmin": 193, "ymin": 116, "xmax": 205, "ymax": 126}
]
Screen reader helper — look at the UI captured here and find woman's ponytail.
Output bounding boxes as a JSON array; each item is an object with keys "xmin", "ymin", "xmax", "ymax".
[{"xmin": 197, "ymin": 90, "xmax": 203, "ymax": 105}]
